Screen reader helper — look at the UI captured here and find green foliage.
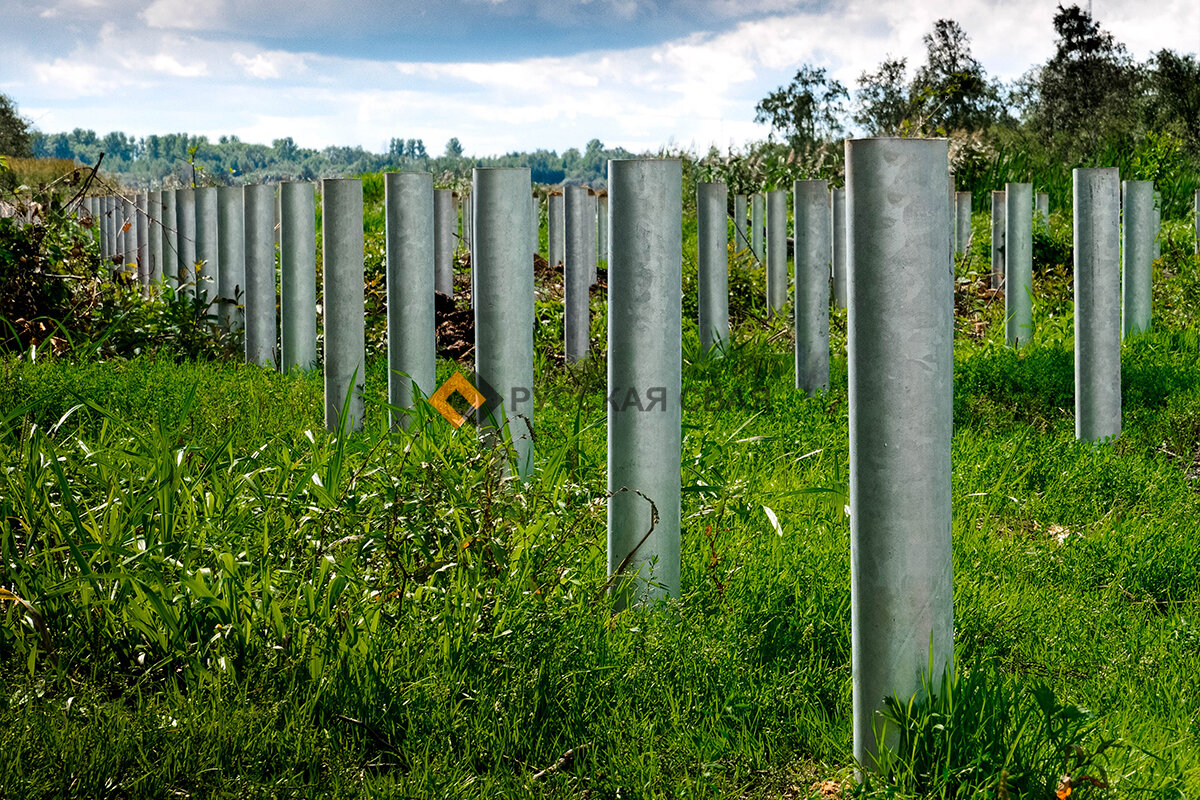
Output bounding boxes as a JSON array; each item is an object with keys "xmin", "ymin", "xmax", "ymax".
[
  {"xmin": 846, "ymin": 6, "xmax": 1200, "ymax": 194},
  {"xmin": 854, "ymin": 57, "xmax": 913, "ymax": 136},
  {"xmin": 1029, "ymin": 4, "xmax": 1142, "ymax": 156},
  {"xmin": 3, "ymin": 256, "xmax": 1200, "ymax": 795},
  {"xmin": 909, "ymin": 19, "xmax": 1006, "ymax": 134},
  {"xmin": 1144, "ymin": 49, "xmax": 1200, "ymax": 148},
  {"xmin": 0, "ymin": 183, "xmax": 102, "ymax": 351},
  {"xmin": 954, "ymin": 342, "xmax": 1074, "ymax": 431},
  {"xmin": 754, "ymin": 65, "xmax": 849, "ymax": 149},
  {"xmin": 690, "ymin": 140, "xmax": 844, "ymax": 195},
  {"xmin": 31, "ymin": 129, "xmax": 640, "ymax": 190},
  {"xmin": 866, "ymin": 667, "xmax": 1116, "ymax": 798},
  {"xmin": 87, "ymin": 282, "xmax": 241, "ymax": 362},
  {"xmin": 0, "ymin": 92, "xmax": 34, "ymax": 158},
  {"xmin": 0, "ymin": 163, "xmax": 254, "ymax": 362},
  {"xmin": 952, "ymin": 128, "xmax": 1199, "ymax": 222},
  {"xmin": 850, "ymin": 19, "xmax": 1006, "ymax": 138}
]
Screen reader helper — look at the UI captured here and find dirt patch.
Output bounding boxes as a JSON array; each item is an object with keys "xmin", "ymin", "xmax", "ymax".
[
  {"xmin": 435, "ymin": 290, "xmax": 474, "ymax": 363},
  {"xmin": 436, "ymin": 252, "xmax": 607, "ymax": 366},
  {"xmin": 955, "ymin": 274, "xmax": 1003, "ymax": 341}
]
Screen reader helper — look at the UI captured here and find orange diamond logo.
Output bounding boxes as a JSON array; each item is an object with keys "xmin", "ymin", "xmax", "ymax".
[{"xmin": 429, "ymin": 373, "xmax": 487, "ymax": 428}]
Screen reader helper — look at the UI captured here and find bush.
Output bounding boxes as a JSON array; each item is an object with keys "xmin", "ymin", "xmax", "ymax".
[{"xmin": 0, "ymin": 186, "xmax": 102, "ymax": 351}]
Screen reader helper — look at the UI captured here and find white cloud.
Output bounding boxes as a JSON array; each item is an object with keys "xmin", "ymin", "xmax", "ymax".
[
  {"xmin": 31, "ymin": 58, "xmax": 117, "ymax": 97},
  {"xmin": 232, "ymin": 51, "xmax": 309, "ymax": 80},
  {"xmin": 141, "ymin": 0, "xmax": 228, "ymax": 30},
  {"xmin": 146, "ymin": 53, "xmax": 209, "ymax": 78}
]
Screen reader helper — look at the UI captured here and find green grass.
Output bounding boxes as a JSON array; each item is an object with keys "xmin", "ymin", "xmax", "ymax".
[{"xmin": 2, "ymin": 200, "xmax": 1200, "ymax": 799}]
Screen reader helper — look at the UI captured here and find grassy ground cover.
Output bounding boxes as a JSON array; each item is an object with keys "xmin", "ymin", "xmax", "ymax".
[{"xmin": 1, "ymin": 204, "xmax": 1199, "ymax": 798}]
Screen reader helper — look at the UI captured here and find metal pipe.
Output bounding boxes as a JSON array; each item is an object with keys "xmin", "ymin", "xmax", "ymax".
[
  {"xmin": 121, "ymin": 195, "xmax": 135, "ymax": 276},
  {"xmin": 462, "ymin": 191, "xmax": 472, "ymax": 250},
  {"xmin": 472, "ymin": 168, "xmax": 535, "ymax": 479},
  {"xmin": 434, "ymin": 188, "xmax": 455, "ymax": 296},
  {"xmin": 697, "ymin": 181, "xmax": 729, "ymax": 354},
  {"xmin": 1121, "ymin": 180, "xmax": 1154, "ymax": 337},
  {"xmin": 105, "ymin": 196, "xmax": 117, "ymax": 263},
  {"xmin": 1073, "ymin": 168, "xmax": 1122, "ymax": 443},
  {"xmin": 148, "ymin": 190, "xmax": 163, "ymax": 290},
  {"xmin": 176, "ymin": 189, "xmax": 197, "ymax": 296},
  {"xmin": 733, "ymin": 194, "xmax": 748, "ymax": 253},
  {"xmin": 99, "ymin": 195, "xmax": 110, "ymax": 263},
  {"xmin": 751, "ymin": 192, "xmax": 764, "ymax": 262},
  {"xmin": 846, "ymin": 137, "xmax": 954, "ymax": 774},
  {"xmin": 243, "ymin": 183, "xmax": 278, "ymax": 368},
  {"xmin": 564, "ymin": 185, "xmax": 594, "ymax": 363},
  {"xmin": 794, "ymin": 179, "xmax": 830, "ymax": 394},
  {"xmin": 598, "ymin": 192, "xmax": 609, "ymax": 263},
  {"xmin": 588, "ymin": 190, "xmax": 598, "ymax": 286},
  {"xmin": 194, "ymin": 186, "xmax": 219, "ymax": 306},
  {"xmin": 990, "ymin": 190, "xmax": 1005, "ymax": 290},
  {"xmin": 1005, "ymin": 182, "xmax": 1033, "ymax": 346},
  {"xmin": 766, "ymin": 189, "xmax": 788, "ymax": 314},
  {"xmin": 548, "ymin": 191, "xmax": 564, "ymax": 267},
  {"xmin": 832, "ymin": 187, "xmax": 848, "ymax": 309},
  {"xmin": 161, "ymin": 190, "xmax": 178, "ymax": 290},
  {"xmin": 385, "ymin": 172, "xmax": 437, "ymax": 429},
  {"xmin": 216, "ymin": 187, "xmax": 245, "ymax": 332},
  {"xmin": 136, "ymin": 192, "xmax": 149, "ymax": 295},
  {"xmin": 532, "ymin": 194, "xmax": 540, "ymax": 257},
  {"xmin": 607, "ymin": 157, "xmax": 682, "ymax": 607},
  {"xmin": 97, "ymin": 196, "xmax": 109, "ymax": 261},
  {"xmin": 109, "ymin": 196, "xmax": 120, "ymax": 265},
  {"xmin": 321, "ymin": 178, "xmax": 366, "ymax": 433},
  {"xmin": 280, "ymin": 181, "xmax": 318, "ymax": 372},
  {"xmin": 955, "ymin": 190, "xmax": 971, "ymax": 254}
]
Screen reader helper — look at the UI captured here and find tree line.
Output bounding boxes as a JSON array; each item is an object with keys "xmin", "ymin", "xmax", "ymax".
[
  {"xmin": 1, "ymin": 103, "xmax": 636, "ymax": 188},
  {"xmin": 755, "ymin": 5, "xmax": 1199, "ymax": 161}
]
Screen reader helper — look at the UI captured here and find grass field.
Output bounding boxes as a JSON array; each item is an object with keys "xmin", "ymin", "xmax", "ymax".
[{"xmin": 1, "ymin": 203, "xmax": 1200, "ymax": 798}]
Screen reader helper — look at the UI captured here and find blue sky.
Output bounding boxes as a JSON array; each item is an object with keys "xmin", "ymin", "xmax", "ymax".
[{"xmin": 2, "ymin": 0, "xmax": 1197, "ymax": 157}]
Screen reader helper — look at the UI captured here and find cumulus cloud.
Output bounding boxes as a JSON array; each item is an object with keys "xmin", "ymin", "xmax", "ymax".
[
  {"xmin": 232, "ymin": 51, "xmax": 309, "ymax": 80},
  {"xmin": 31, "ymin": 59, "xmax": 117, "ymax": 97},
  {"xmin": 144, "ymin": 52, "xmax": 209, "ymax": 78},
  {"xmin": 141, "ymin": 0, "xmax": 228, "ymax": 30}
]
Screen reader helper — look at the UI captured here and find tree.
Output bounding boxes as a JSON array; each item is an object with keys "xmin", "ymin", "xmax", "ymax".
[
  {"xmin": 854, "ymin": 57, "xmax": 913, "ymax": 135},
  {"xmin": 0, "ymin": 93, "xmax": 34, "ymax": 157},
  {"xmin": 754, "ymin": 65, "xmax": 848, "ymax": 147},
  {"xmin": 444, "ymin": 137, "xmax": 464, "ymax": 159},
  {"xmin": 101, "ymin": 131, "xmax": 136, "ymax": 164},
  {"xmin": 1145, "ymin": 49, "xmax": 1200, "ymax": 150},
  {"xmin": 67, "ymin": 128, "xmax": 101, "ymax": 164},
  {"xmin": 272, "ymin": 136, "xmax": 299, "ymax": 161},
  {"xmin": 910, "ymin": 19, "xmax": 1004, "ymax": 133},
  {"xmin": 1032, "ymin": 4, "xmax": 1141, "ymax": 149},
  {"xmin": 524, "ymin": 149, "xmax": 565, "ymax": 185}
]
